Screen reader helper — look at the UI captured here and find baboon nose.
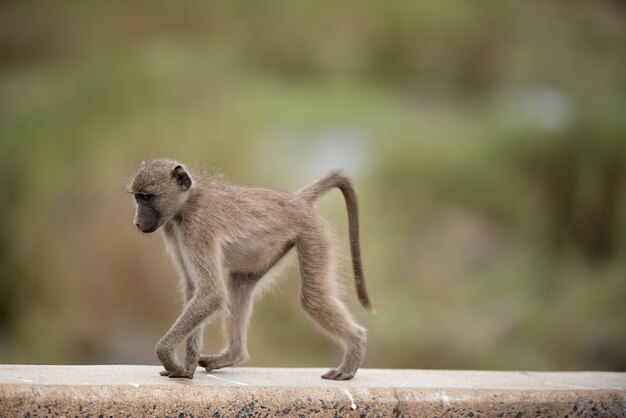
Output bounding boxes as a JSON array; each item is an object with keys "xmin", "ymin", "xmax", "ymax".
[{"xmin": 134, "ymin": 222, "xmax": 141, "ymax": 229}]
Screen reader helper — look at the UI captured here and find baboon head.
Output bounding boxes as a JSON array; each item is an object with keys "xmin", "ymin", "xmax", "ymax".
[{"xmin": 129, "ymin": 159, "xmax": 192, "ymax": 233}]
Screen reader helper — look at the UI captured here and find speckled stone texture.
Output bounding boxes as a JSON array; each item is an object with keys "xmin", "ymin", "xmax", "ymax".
[{"xmin": 1, "ymin": 366, "xmax": 625, "ymax": 417}]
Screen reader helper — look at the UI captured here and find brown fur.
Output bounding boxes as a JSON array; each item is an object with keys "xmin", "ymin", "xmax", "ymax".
[{"xmin": 129, "ymin": 158, "xmax": 373, "ymax": 380}]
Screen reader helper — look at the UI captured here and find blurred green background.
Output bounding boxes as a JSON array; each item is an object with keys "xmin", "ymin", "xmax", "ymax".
[{"xmin": 1, "ymin": 1, "xmax": 625, "ymax": 371}]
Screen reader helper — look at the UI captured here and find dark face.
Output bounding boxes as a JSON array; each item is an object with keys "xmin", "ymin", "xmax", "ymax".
[
  {"xmin": 133, "ymin": 193, "xmax": 161, "ymax": 233},
  {"xmin": 130, "ymin": 162, "xmax": 193, "ymax": 234}
]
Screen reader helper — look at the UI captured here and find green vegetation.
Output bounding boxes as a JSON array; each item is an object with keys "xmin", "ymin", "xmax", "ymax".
[{"xmin": 1, "ymin": 1, "xmax": 624, "ymax": 370}]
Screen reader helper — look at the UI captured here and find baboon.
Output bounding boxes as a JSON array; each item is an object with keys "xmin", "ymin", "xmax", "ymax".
[{"xmin": 129, "ymin": 159, "xmax": 373, "ymax": 380}]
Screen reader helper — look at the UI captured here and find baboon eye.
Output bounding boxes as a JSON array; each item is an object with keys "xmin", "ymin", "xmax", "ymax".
[{"xmin": 135, "ymin": 193, "xmax": 154, "ymax": 201}]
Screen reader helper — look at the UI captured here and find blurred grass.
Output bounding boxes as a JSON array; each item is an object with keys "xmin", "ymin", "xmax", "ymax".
[{"xmin": 0, "ymin": 0, "xmax": 625, "ymax": 371}]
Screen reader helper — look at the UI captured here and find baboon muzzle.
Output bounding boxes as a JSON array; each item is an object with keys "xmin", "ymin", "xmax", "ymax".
[{"xmin": 134, "ymin": 207, "xmax": 160, "ymax": 233}]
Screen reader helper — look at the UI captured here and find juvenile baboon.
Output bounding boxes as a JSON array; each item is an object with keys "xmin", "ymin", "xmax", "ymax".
[{"xmin": 129, "ymin": 159, "xmax": 373, "ymax": 380}]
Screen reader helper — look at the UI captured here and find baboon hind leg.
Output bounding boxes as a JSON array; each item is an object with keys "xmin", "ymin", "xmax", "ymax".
[{"xmin": 296, "ymin": 226, "xmax": 366, "ymax": 380}]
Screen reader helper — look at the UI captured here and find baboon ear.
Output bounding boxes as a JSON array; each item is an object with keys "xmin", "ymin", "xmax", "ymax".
[{"xmin": 171, "ymin": 165, "xmax": 192, "ymax": 190}]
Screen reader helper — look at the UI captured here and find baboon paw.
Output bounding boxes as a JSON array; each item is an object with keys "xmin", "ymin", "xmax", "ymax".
[
  {"xmin": 321, "ymin": 368, "xmax": 355, "ymax": 380},
  {"xmin": 167, "ymin": 368, "xmax": 194, "ymax": 379},
  {"xmin": 159, "ymin": 370, "xmax": 171, "ymax": 377},
  {"xmin": 168, "ymin": 373, "xmax": 193, "ymax": 379}
]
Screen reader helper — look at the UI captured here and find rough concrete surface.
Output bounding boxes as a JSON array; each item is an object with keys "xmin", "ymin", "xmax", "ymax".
[{"xmin": 0, "ymin": 365, "xmax": 625, "ymax": 417}]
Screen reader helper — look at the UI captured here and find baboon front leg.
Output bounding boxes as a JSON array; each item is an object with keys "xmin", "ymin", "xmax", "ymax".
[
  {"xmin": 156, "ymin": 240, "xmax": 224, "ymax": 378},
  {"xmin": 199, "ymin": 272, "xmax": 258, "ymax": 371},
  {"xmin": 185, "ymin": 327, "xmax": 204, "ymax": 372},
  {"xmin": 199, "ymin": 241, "xmax": 295, "ymax": 372},
  {"xmin": 183, "ymin": 277, "xmax": 204, "ymax": 374},
  {"xmin": 297, "ymin": 229, "xmax": 366, "ymax": 380},
  {"xmin": 160, "ymin": 244, "xmax": 205, "ymax": 378}
]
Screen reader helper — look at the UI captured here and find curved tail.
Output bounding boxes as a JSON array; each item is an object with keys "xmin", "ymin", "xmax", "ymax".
[{"xmin": 298, "ymin": 170, "xmax": 374, "ymax": 313}]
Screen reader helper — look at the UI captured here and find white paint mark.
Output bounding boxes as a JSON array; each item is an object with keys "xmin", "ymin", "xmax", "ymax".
[
  {"xmin": 342, "ymin": 388, "xmax": 357, "ymax": 410},
  {"xmin": 206, "ymin": 374, "xmax": 249, "ymax": 386},
  {"xmin": 20, "ymin": 378, "xmax": 33, "ymax": 383},
  {"xmin": 437, "ymin": 391, "xmax": 451, "ymax": 408}
]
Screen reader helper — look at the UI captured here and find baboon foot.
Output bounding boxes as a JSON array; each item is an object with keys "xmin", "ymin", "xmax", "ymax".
[
  {"xmin": 159, "ymin": 370, "xmax": 170, "ymax": 376},
  {"xmin": 199, "ymin": 352, "xmax": 246, "ymax": 372},
  {"xmin": 321, "ymin": 368, "xmax": 356, "ymax": 381}
]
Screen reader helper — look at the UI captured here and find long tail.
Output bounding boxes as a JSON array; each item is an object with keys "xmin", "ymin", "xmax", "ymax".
[{"xmin": 298, "ymin": 170, "xmax": 374, "ymax": 313}]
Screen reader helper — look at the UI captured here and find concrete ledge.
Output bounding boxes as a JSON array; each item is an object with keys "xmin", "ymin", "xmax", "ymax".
[{"xmin": 1, "ymin": 365, "xmax": 625, "ymax": 417}]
